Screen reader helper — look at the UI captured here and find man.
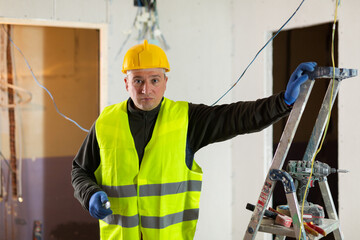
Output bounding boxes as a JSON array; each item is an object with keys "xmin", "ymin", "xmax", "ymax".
[{"xmin": 72, "ymin": 39, "xmax": 316, "ymax": 240}]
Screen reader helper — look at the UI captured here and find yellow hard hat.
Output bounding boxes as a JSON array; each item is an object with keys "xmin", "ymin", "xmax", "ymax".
[{"xmin": 122, "ymin": 39, "xmax": 170, "ymax": 73}]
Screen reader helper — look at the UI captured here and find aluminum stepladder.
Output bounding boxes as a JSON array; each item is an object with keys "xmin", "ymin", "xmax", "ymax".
[{"xmin": 244, "ymin": 67, "xmax": 358, "ymax": 240}]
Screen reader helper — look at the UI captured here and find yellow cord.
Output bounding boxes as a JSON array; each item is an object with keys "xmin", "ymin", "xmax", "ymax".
[{"xmin": 298, "ymin": 1, "xmax": 339, "ymax": 239}]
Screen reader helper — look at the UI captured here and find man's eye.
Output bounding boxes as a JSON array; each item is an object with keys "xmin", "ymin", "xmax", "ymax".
[
  {"xmin": 152, "ymin": 79, "xmax": 159, "ymax": 83},
  {"xmin": 134, "ymin": 80, "xmax": 143, "ymax": 84}
]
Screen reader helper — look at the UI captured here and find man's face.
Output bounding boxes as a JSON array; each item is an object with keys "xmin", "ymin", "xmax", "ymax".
[{"xmin": 124, "ymin": 68, "xmax": 168, "ymax": 111}]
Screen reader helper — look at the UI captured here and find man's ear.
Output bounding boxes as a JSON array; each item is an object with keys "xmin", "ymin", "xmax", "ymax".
[
  {"xmin": 124, "ymin": 77, "xmax": 129, "ymax": 91},
  {"xmin": 165, "ymin": 75, "xmax": 168, "ymax": 89}
]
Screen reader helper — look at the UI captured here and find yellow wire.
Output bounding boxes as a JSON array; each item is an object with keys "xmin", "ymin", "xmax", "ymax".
[{"xmin": 298, "ymin": 1, "xmax": 339, "ymax": 239}]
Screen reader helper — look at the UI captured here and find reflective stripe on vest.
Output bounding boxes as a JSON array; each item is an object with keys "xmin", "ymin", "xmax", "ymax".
[
  {"xmin": 103, "ymin": 214, "xmax": 140, "ymax": 228},
  {"xmin": 101, "ymin": 180, "xmax": 202, "ymax": 198},
  {"xmin": 95, "ymin": 98, "xmax": 203, "ymax": 240},
  {"xmin": 102, "ymin": 208, "xmax": 199, "ymax": 229},
  {"xmin": 141, "ymin": 209, "xmax": 199, "ymax": 229}
]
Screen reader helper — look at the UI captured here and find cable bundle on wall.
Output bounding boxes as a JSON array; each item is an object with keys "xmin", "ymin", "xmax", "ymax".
[
  {"xmin": 134, "ymin": 0, "xmax": 169, "ymax": 49},
  {"xmin": 115, "ymin": 0, "xmax": 169, "ymax": 59}
]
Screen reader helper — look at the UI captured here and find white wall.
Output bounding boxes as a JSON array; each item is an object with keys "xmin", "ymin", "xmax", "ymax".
[
  {"xmin": 1, "ymin": 0, "xmax": 359, "ymax": 239},
  {"xmin": 338, "ymin": 1, "xmax": 360, "ymax": 238}
]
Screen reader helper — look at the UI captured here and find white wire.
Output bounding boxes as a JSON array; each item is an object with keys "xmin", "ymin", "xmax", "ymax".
[{"xmin": 15, "ymin": 105, "xmax": 23, "ymax": 202}]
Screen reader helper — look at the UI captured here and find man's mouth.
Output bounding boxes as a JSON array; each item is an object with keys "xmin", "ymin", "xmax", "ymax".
[{"xmin": 141, "ymin": 97, "xmax": 154, "ymax": 101}]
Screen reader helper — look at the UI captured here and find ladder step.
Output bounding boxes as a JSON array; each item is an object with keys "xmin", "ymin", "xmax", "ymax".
[{"xmin": 259, "ymin": 218, "xmax": 340, "ymax": 239}]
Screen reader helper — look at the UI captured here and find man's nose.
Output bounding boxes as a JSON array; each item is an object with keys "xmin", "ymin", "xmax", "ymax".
[{"xmin": 141, "ymin": 81, "xmax": 150, "ymax": 94}]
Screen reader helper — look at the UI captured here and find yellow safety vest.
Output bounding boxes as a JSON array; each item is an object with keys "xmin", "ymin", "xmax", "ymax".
[{"xmin": 95, "ymin": 98, "xmax": 203, "ymax": 240}]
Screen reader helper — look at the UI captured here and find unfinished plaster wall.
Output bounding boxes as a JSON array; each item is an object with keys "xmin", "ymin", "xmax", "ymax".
[{"xmin": 0, "ymin": 0, "xmax": 233, "ymax": 239}]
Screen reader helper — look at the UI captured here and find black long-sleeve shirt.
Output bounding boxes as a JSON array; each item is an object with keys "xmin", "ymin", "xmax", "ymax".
[{"xmin": 71, "ymin": 92, "xmax": 291, "ymax": 210}]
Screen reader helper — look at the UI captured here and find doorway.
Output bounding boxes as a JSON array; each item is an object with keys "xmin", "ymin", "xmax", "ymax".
[
  {"xmin": 272, "ymin": 23, "xmax": 338, "ymax": 240},
  {"xmin": 0, "ymin": 24, "xmax": 100, "ymax": 239}
]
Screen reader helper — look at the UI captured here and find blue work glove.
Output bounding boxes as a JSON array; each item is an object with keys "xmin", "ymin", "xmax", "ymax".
[
  {"xmin": 284, "ymin": 62, "xmax": 317, "ymax": 105},
  {"xmin": 89, "ymin": 191, "xmax": 113, "ymax": 219}
]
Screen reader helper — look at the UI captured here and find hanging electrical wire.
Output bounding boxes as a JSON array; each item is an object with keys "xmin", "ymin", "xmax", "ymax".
[
  {"xmin": 212, "ymin": 0, "xmax": 306, "ymax": 106},
  {"xmin": 15, "ymin": 105, "xmax": 23, "ymax": 203},
  {"xmin": 0, "ymin": 24, "xmax": 90, "ymax": 133},
  {"xmin": 115, "ymin": 0, "xmax": 169, "ymax": 60},
  {"xmin": 298, "ymin": 1, "xmax": 340, "ymax": 239},
  {"xmin": 134, "ymin": 0, "xmax": 169, "ymax": 48}
]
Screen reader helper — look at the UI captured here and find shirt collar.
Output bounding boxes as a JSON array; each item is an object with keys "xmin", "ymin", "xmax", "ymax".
[{"xmin": 127, "ymin": 97, "xmax": 163, "ymax": 117}]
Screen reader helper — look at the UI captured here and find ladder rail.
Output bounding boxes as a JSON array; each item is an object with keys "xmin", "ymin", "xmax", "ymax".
[
  {"xmin": 271, "ymin": 80, "xmax": 315, "ymax": 170},
  {"xmin": 269, "ymin": 169, "xmax": 307, "ymax": 239},
  {"xmin": 303, "ymin": 79, "xmax": 341, "ymax": 162},
  {"xmin": 244, "ymin": 80, "xmax": 315, "ymax": 240},
  {"xmin": 319, "ymin": 180, "xmax": 344, "ymax": 239}
]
